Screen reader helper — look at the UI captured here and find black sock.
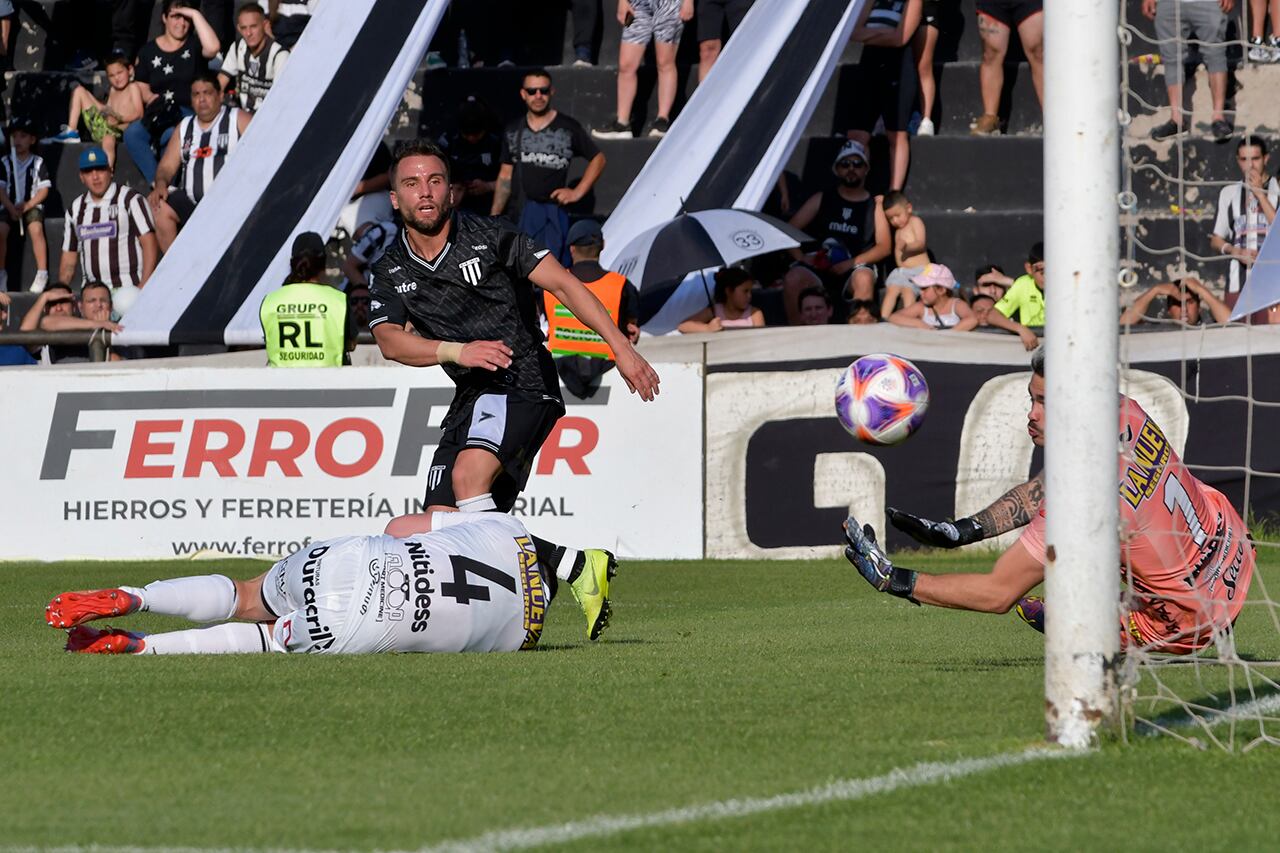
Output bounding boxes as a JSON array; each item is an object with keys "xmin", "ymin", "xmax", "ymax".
[{"xmin": 532, "ymin": 535, "xmax": 585, "ymax": 584}]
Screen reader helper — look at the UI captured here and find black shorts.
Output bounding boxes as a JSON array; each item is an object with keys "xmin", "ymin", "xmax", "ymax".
[
  {"xmin": 696, "ymin": 0, "xmax": 753, "ymax": 43},
  {"xmin": 923, "ymin": 0, "xmax": 941, "ymax": 27},
  {"xmin": 425, "ymin": 392, "xmax": 563, "ymax": 512},
  {"xmin": 166, "ymin": 188, "xmax": 197, "ymax": 225},
  {"xmin": 851, "ymin": 45, "xmax": 918, "ymax": 133},
  {"xmin": 976, "ymin": 0, "xmax": 1043, "ymax": 28}
]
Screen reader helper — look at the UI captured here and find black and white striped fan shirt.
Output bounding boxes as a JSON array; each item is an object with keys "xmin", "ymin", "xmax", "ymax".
[
  {"xmin": 1, "ymin": 151, "xmax": 52, "ymax": 206},
  {"xmin": 63, "ymin": 183, "xmax": 156, "ymax": 289},
  {"xmin": 174, "ymin": 106, "xmax": 244, "ymax": 204},
  {"xmin": 221, "ymin": 37, "xmax": 289, "ymax": 112}
]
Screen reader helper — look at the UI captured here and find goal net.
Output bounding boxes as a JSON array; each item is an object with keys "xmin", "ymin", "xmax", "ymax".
[{"xmin": 1114, "ymin": 0, "xmax": 1280, "ymax": 751}]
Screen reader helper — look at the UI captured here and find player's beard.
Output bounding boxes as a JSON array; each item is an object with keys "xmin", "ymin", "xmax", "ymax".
[{"xmin": 402, "ymin": 195, "xmax": 453, "ymax": 236}]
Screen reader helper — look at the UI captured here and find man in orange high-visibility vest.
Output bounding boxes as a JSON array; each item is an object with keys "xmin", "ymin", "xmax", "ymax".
[{"xmin": 545, "ymin": 219, "xmax": 640, "ymax": 397}]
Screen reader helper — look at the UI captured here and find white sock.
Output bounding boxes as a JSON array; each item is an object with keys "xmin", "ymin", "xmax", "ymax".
[
  {"xmin": 143, "ymin": 623, "xmax": 279, "ymax": 655},
  {"xmin": 457, "ymin": 493, "xmax": 497, "ymax": 512},
  {"xmin": 557, "ymin": 547, "xmax": 582, "ymax": 581},
  {"xmin": 129, "ymin": 575, "xmax": 237, "ymax": 623}
]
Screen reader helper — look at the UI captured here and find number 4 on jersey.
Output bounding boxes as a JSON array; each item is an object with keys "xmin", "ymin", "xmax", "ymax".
[{"xmin": 440, "ymin": 555, "xmax": 517, "ymax": 605}]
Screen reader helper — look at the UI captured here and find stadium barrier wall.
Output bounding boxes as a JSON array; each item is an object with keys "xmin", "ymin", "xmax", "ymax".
[{"xmin": 0, "ymin": 363, "xmax": 704, "ymax": 560}]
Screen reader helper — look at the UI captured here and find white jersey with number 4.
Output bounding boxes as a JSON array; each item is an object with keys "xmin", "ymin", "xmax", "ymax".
[{"xmin": 263, "ymin": 514, "xmax": 547, "ymax": 654}]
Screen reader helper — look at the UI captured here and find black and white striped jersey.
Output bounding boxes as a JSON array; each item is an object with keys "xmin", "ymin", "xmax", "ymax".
[
  {"xmin": 220, "ymin": 37, "xmax": 289, "ymax": 112},
  {"xmin": 368, "ymin": 211, "xmax": 561, "ymax": 416},
  {"xmin": 1, "ymin": 152, "xmax": 51, "ymax": 206},
  {"xmin": 62, "ymin": 183, "xmax": 156, "ymax": 289},
  {"xmin": 351, "ymin": 218, "xmax": 398, "ymax": 266},
  {"xmin": 174, "ymin": 106, "xmax": 244, "ymax": 204}
]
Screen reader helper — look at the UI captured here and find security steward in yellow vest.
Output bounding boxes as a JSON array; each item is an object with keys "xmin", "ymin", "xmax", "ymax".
[
  {"xmin": 544, "ymin": 219, "xmax": 640, "ymax": 397},
  {"xmin": 261, "ymin": 232, "xmax": 349, "ymax": 367}
]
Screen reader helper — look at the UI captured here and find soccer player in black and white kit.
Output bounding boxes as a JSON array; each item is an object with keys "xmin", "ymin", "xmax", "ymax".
[{"xmin": 368, "ymin": 140, "xmax": 660, "ymax": 640}]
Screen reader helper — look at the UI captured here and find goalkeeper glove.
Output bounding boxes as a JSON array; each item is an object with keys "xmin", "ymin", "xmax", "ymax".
[
  {"xmin": 842, "ymin": 516, "xmax": 918, "ymax": 604},
  {"xmin": 886, "ymin": 506, "xmax": 983, "ymax": 549}
]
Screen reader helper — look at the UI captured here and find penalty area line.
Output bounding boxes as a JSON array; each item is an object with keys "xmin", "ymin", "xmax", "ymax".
[{"xmin": 421, "ymin": 746, "xmax": 1081, "ymax": 853}]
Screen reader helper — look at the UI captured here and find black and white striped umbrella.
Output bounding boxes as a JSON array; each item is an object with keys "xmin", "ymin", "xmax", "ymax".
[{"xmin": 608, "ymin": 209, "xmax": 810, "ymax": 324}]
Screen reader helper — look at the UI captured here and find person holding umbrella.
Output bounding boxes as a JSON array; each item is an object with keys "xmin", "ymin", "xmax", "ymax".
[{"xmin": 677, "ymin": 267, "xmax": 764, "ymax": 332}]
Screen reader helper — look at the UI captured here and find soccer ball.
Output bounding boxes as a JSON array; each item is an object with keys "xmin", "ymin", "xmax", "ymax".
[{"xmin": 834, "ymin": 353, "xmax": 930, "ymax": 445}]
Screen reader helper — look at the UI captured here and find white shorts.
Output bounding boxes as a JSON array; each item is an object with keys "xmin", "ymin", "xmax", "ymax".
[{"xmin": 263, "ymin": 514, "xmax": 547, "ymax": 654}]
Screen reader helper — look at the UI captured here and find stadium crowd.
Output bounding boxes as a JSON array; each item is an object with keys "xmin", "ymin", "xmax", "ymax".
[{"xmin": 0, "ymin": 0, "xmax": 1276, "ymax": 369}]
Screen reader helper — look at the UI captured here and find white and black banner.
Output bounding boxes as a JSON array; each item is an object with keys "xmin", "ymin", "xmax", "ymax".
[{"xmin": 115, "ymin": 0, "xmax": 449, "ymax": 347}]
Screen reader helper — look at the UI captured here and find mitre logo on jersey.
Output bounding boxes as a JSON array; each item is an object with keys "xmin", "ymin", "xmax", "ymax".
[
  {"xmin": 395, "ymin": 282, "xmax": 416, "ymax": 294},
  {"xmin": 459, "ymin": 257, "xmax": 483, "ymax": 286}
]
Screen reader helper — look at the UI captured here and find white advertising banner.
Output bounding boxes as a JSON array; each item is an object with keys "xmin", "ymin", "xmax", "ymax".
[{"xmin": 0, "ymin": 364, "xmax": 703, "ymax": 560}]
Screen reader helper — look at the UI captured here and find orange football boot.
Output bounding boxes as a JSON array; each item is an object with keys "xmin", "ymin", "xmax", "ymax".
[{"xmin": 46, "ymin": 589, "xmax": 142, "ymax": 628}]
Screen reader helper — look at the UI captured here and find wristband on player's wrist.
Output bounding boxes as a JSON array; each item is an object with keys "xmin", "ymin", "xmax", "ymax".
[
  {"xmin": 952, "ymin": 516, "xmax": 984, "ymax": 545},
  {"xmin": 888, "ymin": 567, "xmax": 919, "ymax": 605},
  {"xmin": 436, "ymin": 341, "xmax": 464, "ymax": 364}
]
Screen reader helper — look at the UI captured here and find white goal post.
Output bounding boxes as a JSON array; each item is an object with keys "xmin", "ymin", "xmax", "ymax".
[{"xmin": 1042, "ymin": 0, "xmax": 1123, "ymax": 746}]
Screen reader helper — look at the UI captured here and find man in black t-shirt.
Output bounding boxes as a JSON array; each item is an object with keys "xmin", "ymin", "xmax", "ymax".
[
  {"xmin": 123, "ymin": 0, "xmax": 220, "ymax": 183},
  {"xmin": 369, "ymin": 140, "xmax": 658, "ymax": 640},
  {"xmin": 491, "ymin": 69, "xmax": 605, "ymax": 267}
]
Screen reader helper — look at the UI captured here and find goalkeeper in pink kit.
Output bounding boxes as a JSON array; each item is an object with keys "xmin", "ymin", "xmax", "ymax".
[{"xmin": 844, "ymin": 348, "xmax": 1255, "ymax": 655}]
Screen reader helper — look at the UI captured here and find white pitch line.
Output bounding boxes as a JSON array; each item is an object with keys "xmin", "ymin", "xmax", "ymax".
[
  {"xmin": 3, "ymin": 747, "xmax": 1082, "ymax": 853},
  {"xmin": 1140, "ymin": 691, "xmax": 1280, "ymax": 735},
  {"xmin": 421, "ymin": 746, "xmax": 1080, "ymax": 853}
]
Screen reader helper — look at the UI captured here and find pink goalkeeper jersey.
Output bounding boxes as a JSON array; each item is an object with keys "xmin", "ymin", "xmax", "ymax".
[{"xmin": 1018, "ymin": 397, "xmax": 1255, "ymax": 653}]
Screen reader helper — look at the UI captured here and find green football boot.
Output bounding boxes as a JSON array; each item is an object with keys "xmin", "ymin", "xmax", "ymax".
[{"xmin": 570, "ymin": 549, "xmax": 618, "ymax": 641}]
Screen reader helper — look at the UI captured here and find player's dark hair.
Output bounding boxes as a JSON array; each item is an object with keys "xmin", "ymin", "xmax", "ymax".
[
  {"xmin": 1031, "ymin": 346, "xmax": 1045, "ymax": 377},
  {"xmin": 523, "ymin": 68, "xmax": 553, "ymax": 86},
  {"xmin": 1027, "ymin": 242, "xmax": 1045, "ymax": 265},
  {"xmin": 966, "ymin": 290, "xmax": 996, "ymax": 307},
  {"xmin": 713, "ymin": 267, "xmax": 753, "ymax": 304},
  {"xmin": 974, "ymin": 263, "xmax": 1004, "ymax": 282},
  {"xmin": 848, "ymin": 299, "xmax": 880, "ymax": 320},
  {"xmin": 1164, "ymin": 280, "xmax": 1200, "ymax": 312},
  {"xmin": 289, "ymin": 250, "xmax": 326, "ymax": 282},
  {"xmin": 105, "ymin": 54, "xmax": 131, "ymax": 70},
  {"xmin": 798, "ymin": 285, "xmax": 831, "ymax": 308},
  {"xmin": 882, "ymin": 190, "xmax": 910, "ymax": 210},
  {"xmin": 191, "ymin": 69, "xmax": 221, "ymax": 91},
  {"xmin": 391, "ymin": 139, "xmax": 452, "ymax": 183},
  {"xmin": 1238, "ymin": 134, "xmax": 1268, "ymax": 156}
]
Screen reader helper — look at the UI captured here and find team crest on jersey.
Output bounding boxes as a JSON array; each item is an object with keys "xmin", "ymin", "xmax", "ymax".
[
  {"xmin": 459, "ymin": 257, "xmax": 483, "ymax": 286},
  {"xmin": 427, "ymin": 464, "xmax": 446, "ymax": 491}
]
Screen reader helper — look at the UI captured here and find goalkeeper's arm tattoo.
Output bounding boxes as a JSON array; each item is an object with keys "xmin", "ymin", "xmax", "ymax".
[{"xmin": 971, "ymin": 471, "xmax": 1045, "ymax": 536}]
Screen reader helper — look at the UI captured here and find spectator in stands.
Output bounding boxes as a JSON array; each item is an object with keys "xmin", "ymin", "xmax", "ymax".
[
  {"xmin": 972, "ymin": 262, "xmax": 1010, "ymax": 302},
  {"xmin": 1120, "ymin": 278, "xmax": 1232, "ymax": 327},
  {"xmin": 341, "ymin": 218, "xmax": 398, "ymax": 288},
  {"xmin": 262, "ymin": 0, "xmax": 318, "ymax": 49},
  {"xmin": 492, "ymin": 69, "xmax": 606, "ymax": 266},
  {"xmin": 346, "ymin": 282, "xmax": 372, "ymax": 331},
  {"xmin": 2, "ymin": 119, "xmax": 52, "ymax": 293},
  {"xmin": 150, "ymin": 71, "xmax": 252, "ymax": 251},
  {"xmin": 46, "ymin": 56, "xmax": 145, "ymax": 168},
  {"xmin": 985, "ymin": 240, "xmax": 1043, "ymax": 349},
  {"xmin": 0, "ymin": 293, "xmax": 36, "ymax": 365},
  {"xmin": 880, "ymin": 189, "xmax": 928, "ymax": 318},
  {"xmin": 550, "ymin": 219, "xmax": 642, "ymax": 396},
  {"xmin": 218, "ymin": 3, "xmax": 290, "ymax": 113},
  {"xmin": 971, "ymin": 0, "xmax": 1044, "ymax": 135},
  {"xmin": 335, "ymin": 141, "xmax": 393, "ymax": 244},
  {"xmin": 851, "ymin": 0, "xmax": 922, "ymax": 190},
  {"xmin": 1210, "ymin": 135, "xmax": 1278, "ymax": 305},
  {"xmin": 570, "ymin": 0, "xmax": 599, "ymax": 65},
  {"xmin": 1247, "ymin": 0, "xmax": 1280, "ymax": 61},
  {"xmin": 592, "ymin": 0, "xmax": 694, "ymax": 140},
  {"xmin": 696, "ymin": 0, "xmax": 755, "ymax": 82},
  {"xmin": 797, "ymin": 285, "xmax": 834, "ymax": 325},
  {"xmin": 782, "ymin": 140, "xmax": 891, "ymax": 323},
  {"xmin": 678, "ymin": 266, "xmax": 764, "ymax": 332},
  {"xmin": 60, "ymin": 147, "xmax": 158, "ymax": 292},
  {"xmin": 125, "ymin": 0, "xmax": 221, "ymax": 184},
  {"xmin": 1144, "ymin": 0, "xmax": 1233, "ymax": 141},
  {"xmin": 438, "ymin": 95, "xmax": 502, "ymax": 215},
  {"xmin": 912, "ymin": 0, "xmax": 941, "ymax": 134},
  {"xmin": 968, "ymin": 291, "xmax": 998, "ymax": 326},
  {"xmin": 888, "ymin": 263, "xmax": 978, "ymax": 330},
  {"xmin": 1146, "ymin": 0, "xmax": 1233, "ymax": 140},
  {"xmin": 22, "ymin": 282, "xmax": 121, "ymax": 363},
  {"xmin": 848, "ymin": 298, "xmax": 880, "ymax": 324}
]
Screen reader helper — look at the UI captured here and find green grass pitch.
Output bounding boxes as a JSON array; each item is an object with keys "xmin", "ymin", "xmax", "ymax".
[{"xmin": 3, "ymin": 549, "xmax": 1280, "ymax": 851}]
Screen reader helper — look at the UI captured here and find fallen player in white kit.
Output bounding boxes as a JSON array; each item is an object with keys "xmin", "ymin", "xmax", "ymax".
[{"xmin": 44, "ymin": 513, "xmax": 616, "ymax": 655}]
